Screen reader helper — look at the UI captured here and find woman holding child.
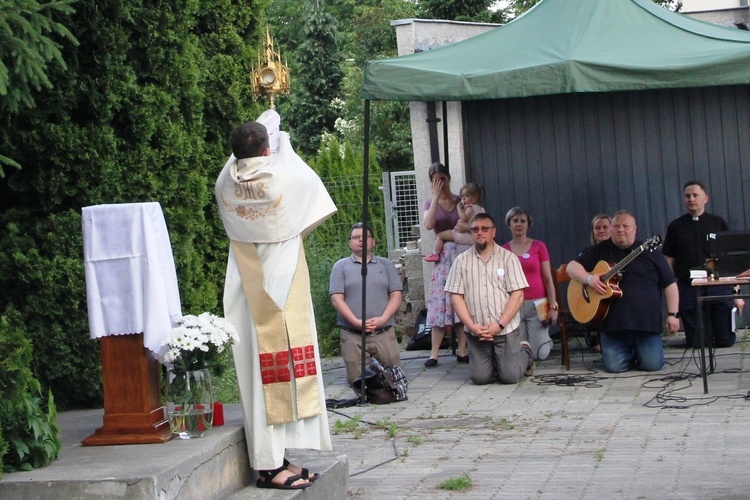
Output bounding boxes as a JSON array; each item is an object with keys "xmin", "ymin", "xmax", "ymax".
[{"xmin": 421, "ymin": 163, "xmax": 477, "ymax": 367}]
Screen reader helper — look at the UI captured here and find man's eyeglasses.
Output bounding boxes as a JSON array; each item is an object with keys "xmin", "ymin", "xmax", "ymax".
[
  {"xmin": 470, "ymin": 226, "xmax": 495, "ymax": 234},
  {"xmin": 349, "ymin": 235, "xmax": 373, "ymax": 241}
]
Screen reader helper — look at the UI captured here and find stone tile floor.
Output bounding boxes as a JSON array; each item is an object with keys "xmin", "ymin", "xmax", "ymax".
[{"xmin": 321, "ymin": 333, "xmax": 750, "ymax": 499}]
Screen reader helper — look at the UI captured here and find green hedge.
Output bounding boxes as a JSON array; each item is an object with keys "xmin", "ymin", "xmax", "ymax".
[{"xmin": 0, "ymin": 309, "xmax": 62, "ymax": 476}]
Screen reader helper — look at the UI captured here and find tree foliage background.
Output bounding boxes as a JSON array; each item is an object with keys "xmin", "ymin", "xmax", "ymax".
[
  {"xmin": 285, "ymin": 0, "xmax": 343, "ymax": 157},
  {"xmin": 0, "ymin": 0, "xmax": 77, "ymax": 174},
  {"xmin": 0, "ymin": 0, "xmax": 270, "ymax": 410}
]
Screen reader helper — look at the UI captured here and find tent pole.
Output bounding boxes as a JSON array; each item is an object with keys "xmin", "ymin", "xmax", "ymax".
[
  {"xmin": 358, "ymin": 99, "xmax": 372, "ymax": 406},
  {"xmin": 442, "ymin": 101, "xmax": 449, "ymax": 169},
  {"xmin": 442, "ymin": 100, "xmax": 456, "ymax": 354},
  {"xmin": 426, "ymin": 102, "xmax": 441, "ymax": 164}
]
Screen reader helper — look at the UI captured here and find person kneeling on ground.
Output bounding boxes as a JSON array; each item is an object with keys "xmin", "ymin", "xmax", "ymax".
[
  {"xmin": 329, "ymin": 222, "xmax": 403, "ymax": 386},
  {"xmin": 566, "ymin": 210, "xmax": 679, "ymax": 373},
  {"xmin": 445, "ymin": 213, "xmax": 535, "ymax": 384}
]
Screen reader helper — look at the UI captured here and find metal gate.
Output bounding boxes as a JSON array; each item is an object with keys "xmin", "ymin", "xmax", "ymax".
[{"xmin": 383, "ymin": 171, "xmax": 420, "ymax": 251}]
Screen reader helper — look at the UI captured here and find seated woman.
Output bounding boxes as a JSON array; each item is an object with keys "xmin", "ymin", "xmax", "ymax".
[{"xmin": 591, "ymin": 213, "xmax": 612, "ymax": 245}]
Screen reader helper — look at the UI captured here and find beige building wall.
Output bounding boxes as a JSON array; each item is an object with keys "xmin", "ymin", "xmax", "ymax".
[
  {"xmin": 682, "ymin": 0, "xmax": 746, "ymax": 11},
  {"xmin": 391, "ymin": 19, "xmax": 498, "ymax": 293},
  {"xmin": 681, "ymin": 0, "xmax": 749, "ymax": 24}
]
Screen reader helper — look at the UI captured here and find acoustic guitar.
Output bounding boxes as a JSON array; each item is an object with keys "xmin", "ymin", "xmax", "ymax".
[{"xmin": 567, "ymin": 235, "xmax": 662, "ymax": 325}]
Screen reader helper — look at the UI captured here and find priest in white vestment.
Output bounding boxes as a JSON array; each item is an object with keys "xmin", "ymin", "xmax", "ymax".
[{"xmin": 215, "ymin": 110, "xmax": 336, "ymax": 490}]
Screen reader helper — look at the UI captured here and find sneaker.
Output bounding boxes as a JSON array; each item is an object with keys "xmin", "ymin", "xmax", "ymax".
[
  {"xmin": 423, "ymin": 253, "xmax": 441, "ymax": 263},
  {"xmin": 424, "ymin": 358, "xmax": 438, "ymax": 368}
]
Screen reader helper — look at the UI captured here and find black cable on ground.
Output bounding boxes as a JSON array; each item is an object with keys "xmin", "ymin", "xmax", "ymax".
[{"xmin": 349, "ymin": 438, "xmax": 400, "ymax": 477}]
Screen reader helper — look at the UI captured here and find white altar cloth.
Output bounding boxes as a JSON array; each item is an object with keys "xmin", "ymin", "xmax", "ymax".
[{"xmin": 82, "ymin": 202, "xmax": 182, "ymax": 357}]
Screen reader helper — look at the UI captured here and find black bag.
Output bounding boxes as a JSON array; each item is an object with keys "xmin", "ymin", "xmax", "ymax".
[
  {"xmin": 352, "ymin": 358, "xmax": 408, "ymax": 404},
  {"xmin": 406, "ymin": 308, "xmax": 432, "ymax": 351},
  {"xmin": 406, "ymin": 308, "xmax": 451, "ymax": 351}
]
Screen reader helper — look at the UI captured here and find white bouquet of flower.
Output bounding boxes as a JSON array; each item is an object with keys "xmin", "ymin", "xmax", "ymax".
[{"xmin": 162, "ymin": 312, "xmax": 239, "ymax": 373}]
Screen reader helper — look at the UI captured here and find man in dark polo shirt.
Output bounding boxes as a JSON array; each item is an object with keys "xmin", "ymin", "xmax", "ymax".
[
  {"xmin": 329, "ymin": 222, "xmax": 403, "ymax": 386},
  {"xmin": 567, "ymin": 211, "xmax": 679, "ymax": 373}
]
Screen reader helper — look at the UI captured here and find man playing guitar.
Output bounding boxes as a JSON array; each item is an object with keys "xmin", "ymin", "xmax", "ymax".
[{"xmin": 566, "ymin": 211, "xmax": 680, "ymax": 373}]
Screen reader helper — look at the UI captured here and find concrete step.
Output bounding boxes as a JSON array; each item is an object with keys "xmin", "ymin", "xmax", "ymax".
[
  {"xmin": 0, "ymin": 405, "xmax": 348, "ymax": 500},
  {"xmin": 226, "ymin": 451, "xmax": 349, "ymax": 500}
]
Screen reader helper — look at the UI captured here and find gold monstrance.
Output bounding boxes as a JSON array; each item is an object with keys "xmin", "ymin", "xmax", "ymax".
[{"xmin": 250, "ymin": 27, "xmax": 291, "ymax": 110}]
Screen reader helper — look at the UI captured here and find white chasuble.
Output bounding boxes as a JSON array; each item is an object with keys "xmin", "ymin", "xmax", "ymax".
[{"xmin": 215, "ymin": 112, "xmax": 336, "ymax": 469}]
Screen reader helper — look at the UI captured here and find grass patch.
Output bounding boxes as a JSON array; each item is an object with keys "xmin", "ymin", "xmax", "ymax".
[
  {"xmin": 438, "ymin": 474, "xmax": 472, "ymax": 491},
  {"xmin": 332, "ymin": 415, "xmax": 364, "ymax": 437},
  {"xmin": 484, "ymin": 416, "xmax": 516, "ymax": 430},
  {"xmin": 212, "ymin": 355, "xmax": 240, "ymax": 403},
  {"xmin": 406, "ymin": 434, "xmax": 422, "ymax": 446},
  {"xmin": 375, "ymin": 419, "xmax": 398, "ymax": 439}
]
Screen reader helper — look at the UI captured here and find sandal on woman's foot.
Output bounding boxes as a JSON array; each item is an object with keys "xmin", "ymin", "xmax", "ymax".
[
  {"xmin": 256, "ymin": 464, "xmax": 311, "ymax": 490},
  {"xmin": 284, "ymin": 458, "xmax": 319, "ymax": 482}
]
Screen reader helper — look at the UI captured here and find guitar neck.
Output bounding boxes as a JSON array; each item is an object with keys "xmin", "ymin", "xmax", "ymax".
[{"xmin": 601, "ymin": 243, "xmax": 647, "ymax": 282}]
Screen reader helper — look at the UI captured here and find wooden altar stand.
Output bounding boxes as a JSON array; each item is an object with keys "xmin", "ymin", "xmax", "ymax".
[
  {"xmin": 81, "ymin": 202, "xmax": 181, "ymax": 446},
  {"xmin": 82, "ymin": 333, "xmax": 173, "ymax": 445}
]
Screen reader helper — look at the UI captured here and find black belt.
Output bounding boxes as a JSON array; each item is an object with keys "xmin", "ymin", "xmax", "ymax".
[{"xmin": 339, "ymin": 326, "xmax": 390, "ymax": 336}]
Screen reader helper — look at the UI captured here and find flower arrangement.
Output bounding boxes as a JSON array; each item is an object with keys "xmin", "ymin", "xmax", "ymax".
[{"xmin": 162, "ymin": 312, "xmax": 240, "ymax": 375}]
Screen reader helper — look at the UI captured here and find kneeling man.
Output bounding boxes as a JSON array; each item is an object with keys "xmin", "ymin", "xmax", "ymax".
[
  {"xmin": 446, "ymin": 213, "xmax": 534, "ymax": 384},
  {"xmin": 566, "ymin": 210, "xmax": 679, "ymax": 373}
]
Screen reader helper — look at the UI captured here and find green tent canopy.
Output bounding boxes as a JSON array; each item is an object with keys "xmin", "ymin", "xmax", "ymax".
[{"xmin": 361, "ymin": 0, "xmax": 750, "ymax": 102}]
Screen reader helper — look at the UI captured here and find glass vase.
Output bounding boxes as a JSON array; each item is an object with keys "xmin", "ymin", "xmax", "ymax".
[{"xmin": 165, "ymin": 368, "xmax": 214, "ymax": 439}]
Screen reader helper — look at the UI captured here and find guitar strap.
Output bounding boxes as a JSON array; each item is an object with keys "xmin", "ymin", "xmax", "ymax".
[{"xmin": 230, "ymin": 239, "xmax": 321, "ymax": 425}]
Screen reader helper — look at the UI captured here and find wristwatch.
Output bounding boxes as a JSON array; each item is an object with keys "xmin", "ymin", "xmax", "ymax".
[
  {"xmin": 667, "ymin": 312, "xmax": 680, "ymax": 319},
  {"xmin": 497, "ymin": 320, "xmax": 505, "ymax": 331},
  {"xmin": 550, "ymin": 303, "xmax": 559, "ymax": 311}
]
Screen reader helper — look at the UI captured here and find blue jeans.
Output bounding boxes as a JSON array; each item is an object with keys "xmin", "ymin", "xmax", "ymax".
[{"xmin": 600, "ymin": 330, "xmax": 664, "ymax": 373}]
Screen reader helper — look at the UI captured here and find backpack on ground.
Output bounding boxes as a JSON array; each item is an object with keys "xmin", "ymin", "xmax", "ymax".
[{"xmin": 352, "ymin": 358, "xmax": 408, "ymax": 404}]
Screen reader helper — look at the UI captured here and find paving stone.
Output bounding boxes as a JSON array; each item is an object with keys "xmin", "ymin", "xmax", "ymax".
[{"xmin": 323, "ymin": 334, "xmax": 750, "ymax": 498}]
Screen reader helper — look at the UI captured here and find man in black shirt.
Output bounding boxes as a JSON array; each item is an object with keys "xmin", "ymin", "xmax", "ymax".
[
  {"xmin": 567, "ymin": 211, "xmax": 679, "ymax": 373},
  {"xmin": 662, "ymin": 181, "xmax": 744, "ymax": 348}
]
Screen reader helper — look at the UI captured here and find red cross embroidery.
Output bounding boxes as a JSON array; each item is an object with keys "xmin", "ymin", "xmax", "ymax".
[
  {"xmin": 259, "ymin": 351, "xmax": 291, "ymax": 384},
  {"xmin": 292, "ymin": 345, "xmax": 317, "ymax": 378},
  {"xmin": 259, "ymin": 346, "xmax": 315, "ymax": 385}
]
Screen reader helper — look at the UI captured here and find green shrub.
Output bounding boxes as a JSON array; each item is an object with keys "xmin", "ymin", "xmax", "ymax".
[{"xmin": 0, "ymin": 310, "xmax": 62, "ymax": 474}]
